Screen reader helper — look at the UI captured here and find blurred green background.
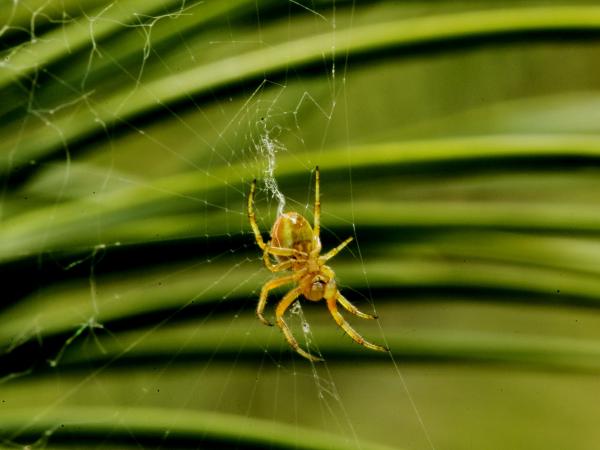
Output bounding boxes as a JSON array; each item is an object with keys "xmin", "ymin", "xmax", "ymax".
[{"xmin": 2, "ymin": 1, "xmax": 600, "ymax": 449}]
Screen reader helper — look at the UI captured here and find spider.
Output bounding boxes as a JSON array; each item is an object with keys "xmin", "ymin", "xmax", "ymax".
[{"xmin": 248, "ymin": 166, "xmax": 388, "ymax": 362}]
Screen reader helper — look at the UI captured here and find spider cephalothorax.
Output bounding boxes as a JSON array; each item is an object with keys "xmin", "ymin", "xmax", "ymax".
[{"xmin": 248, "ymin": 166, "xmax": 388, "ymax": 361}]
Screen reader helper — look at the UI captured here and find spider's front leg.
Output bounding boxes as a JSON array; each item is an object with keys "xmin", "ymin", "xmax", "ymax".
[
  {"xmin": 275, "ymin": 286, "xmax": 324, "ymax": 362},
  {"xmin": 257, "ymin": 270, "xmax": 306, "ymax": 326},
  {"xmin": 256, "ymin": 275, "xmax": 297, "ymax": 326},
  {"xmin": 337, "ymin": 292, "xmax": 378, "ymax": 320},
  {"xmin": 326, "ymin": 292, "xmax": 388, "ymax": 353},
  {"xmin": 320, "ymin": 266, "xmax": 376, "ymax": 319},
  {"xmin": 322, "ymin": 271, "xmax": 388, "ymax": 353}
]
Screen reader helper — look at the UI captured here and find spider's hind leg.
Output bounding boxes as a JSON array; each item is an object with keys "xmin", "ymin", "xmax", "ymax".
[
  {"xmin": 248, "ymin": 179, "xmax": 267, "ymax": 251},
  {"xmin": 313, "ymin": 166, "xmax": 321, "ymax": 242}
]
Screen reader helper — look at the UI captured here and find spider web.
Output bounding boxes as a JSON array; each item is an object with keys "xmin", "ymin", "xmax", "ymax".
[{"xmin": 0, "ymin": 2, "xmax": 437, "ymax": 450}]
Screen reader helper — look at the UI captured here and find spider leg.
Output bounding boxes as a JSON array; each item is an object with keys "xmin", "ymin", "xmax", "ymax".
[
  {"xmin": 326, "ymin": 292, "xmax": 389, "ymax": 353},
  {"xmin": 266, "ymin": 246, "xmax": 308, "ymax": 260},
  {"xmin": 276, "ymin": 286, "xmax": 324, "ymax": 362},
  {"xmin": 312, "ymin": 166, "xmax": 322, "ymax": 253},
  {"xmin": 320, "ymin": 236, "xmax": 353, "ymax": 262},
  {"xmin": 248, "ymin": 180, "xmax": 307, "ymax": 260},
  {"xmin": 257, "ymin": 274, "xmax": 300, "ymax": 326},
  {"xmin": 248, "ymin": 179, "xmax": 268, "ymax": 251},
  {"xmin": 262, "ymin": 252, "xmax": 293, "ymax": 272},
  {"xmin": 337, "ymin": 292, "xmax": 378, "ymax": 319}
]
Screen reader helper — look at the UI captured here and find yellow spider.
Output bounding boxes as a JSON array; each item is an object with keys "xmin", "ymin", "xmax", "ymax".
[{"xmin": 248, "ymin": 166, "xmax": 388, "ymax": 361}]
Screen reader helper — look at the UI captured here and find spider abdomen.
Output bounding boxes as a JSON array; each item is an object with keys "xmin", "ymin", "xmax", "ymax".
[{"xmin": 270, "ymin": 212, "xmax": 314, "ymax": 258}]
